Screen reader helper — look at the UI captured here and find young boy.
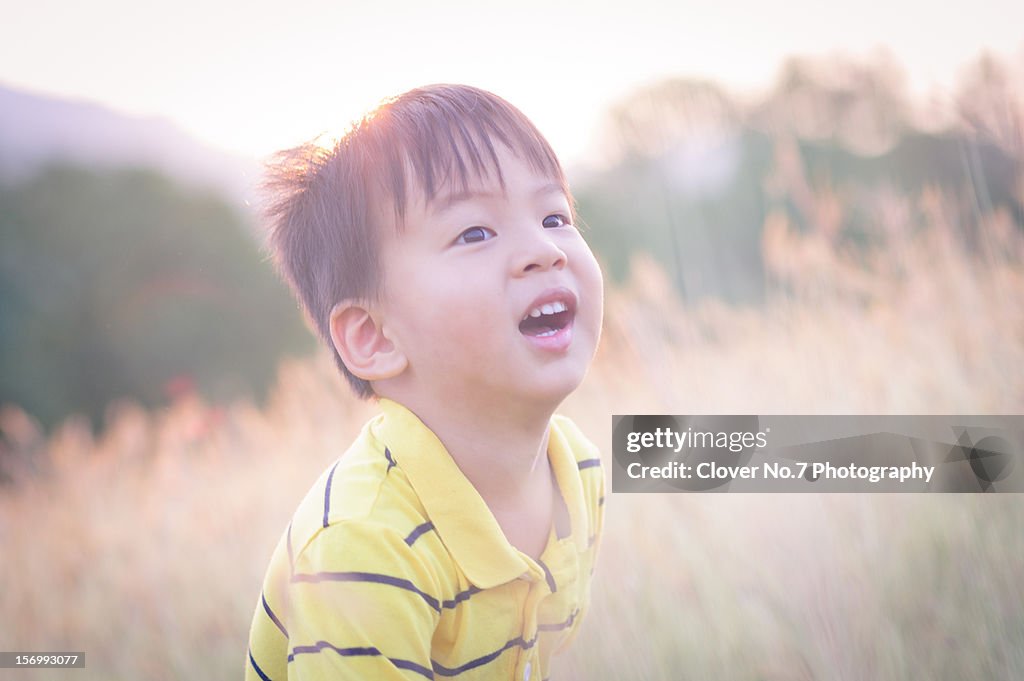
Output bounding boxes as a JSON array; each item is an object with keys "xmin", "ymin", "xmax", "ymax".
[{"xmin": 246, "ymin": 84, "xmax": 605, "ymax": 681}]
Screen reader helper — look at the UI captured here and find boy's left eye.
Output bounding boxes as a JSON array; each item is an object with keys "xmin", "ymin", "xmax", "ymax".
[{"xmin": 542, "ymin": 214, "xmax": 570, "ymax": 229}]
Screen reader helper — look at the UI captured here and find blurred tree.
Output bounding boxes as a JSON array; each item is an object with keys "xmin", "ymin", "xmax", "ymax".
[
  {"xmin": 576, "ymin": 54, "xmax": 1022, "ymax": 305},
  {"xmin": 598, "ymin": 78, "xmax": 741, "ymax": 165},
  {"xmin": 580, "ymin": 78, "xmax": 772, "ymax": 303},
  {"xmin": 955, "ymin": 52, "xmax": 1024, "ymax": 160},
  {"xmin": 750, "ymin": 51, "xmax": 911, "ymax": 157},
  {"xmin": 0, "ymin": 165, "xmax": 315, "ymax": 432}
]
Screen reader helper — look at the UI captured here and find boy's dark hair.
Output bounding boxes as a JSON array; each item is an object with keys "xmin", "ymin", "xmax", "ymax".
[{"xmin": 262, "ymin": 84, "xmax": 574, "ymax": 398}]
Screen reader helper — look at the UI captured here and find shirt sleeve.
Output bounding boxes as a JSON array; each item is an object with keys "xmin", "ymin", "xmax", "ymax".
[{"xmin": 285, "ymin": 520, "xmax": 440, "ymax": 680}]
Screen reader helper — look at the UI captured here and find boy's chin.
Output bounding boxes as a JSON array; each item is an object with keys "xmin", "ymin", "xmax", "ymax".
[
  {"xmin": 381, "ymin": 355, "xmax": 592, "ymax": 413},
  {"xmin": 517, "ymin": 368, "xmax": 589, "ymax": 408}
]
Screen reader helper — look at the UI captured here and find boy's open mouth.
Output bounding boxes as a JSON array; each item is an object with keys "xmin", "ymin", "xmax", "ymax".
[{"xmin": 518, "ymin": 293, "xmax": 577, "ymax": 338}]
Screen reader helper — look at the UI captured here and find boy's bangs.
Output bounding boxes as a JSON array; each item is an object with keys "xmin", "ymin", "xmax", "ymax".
[{"xmin": 370, "ymin": 91, "xmax": 569, "ymax": 227}]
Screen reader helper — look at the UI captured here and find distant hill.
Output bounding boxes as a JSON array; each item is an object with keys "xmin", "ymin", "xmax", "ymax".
[{"xmin": 0, "ymin": 84, "xmax": 260, "ymax": 208}]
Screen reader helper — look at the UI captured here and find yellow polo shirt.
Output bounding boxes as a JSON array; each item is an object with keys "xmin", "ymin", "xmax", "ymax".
[{"xmin": 246, "ymin": 398, "xmax": 605, "ymax": 681}]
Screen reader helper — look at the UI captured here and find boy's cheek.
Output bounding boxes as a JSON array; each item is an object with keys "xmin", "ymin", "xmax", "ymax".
[
  {"xmin": 581, "ymin": 254, "xmax": 605, "ymax": 311},
  {"xmin": 583, "ymin": 261, "xmax": 606, "ymax": 344}
]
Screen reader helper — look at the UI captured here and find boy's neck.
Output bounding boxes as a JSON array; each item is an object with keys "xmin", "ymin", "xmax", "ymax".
[{"xmin": 386, "ymin": 390, "xmax": 557, "ymax": 504}]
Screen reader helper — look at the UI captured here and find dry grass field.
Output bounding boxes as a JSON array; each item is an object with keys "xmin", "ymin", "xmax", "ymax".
[{"xmin": 1, "ymin": 181, "xmax": 1022, "ymax": 679}]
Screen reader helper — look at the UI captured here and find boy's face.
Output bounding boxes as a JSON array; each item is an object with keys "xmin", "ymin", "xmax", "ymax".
[{"xmin": 374, "ymin": 143, "xmax": 603, "ymax": 412}]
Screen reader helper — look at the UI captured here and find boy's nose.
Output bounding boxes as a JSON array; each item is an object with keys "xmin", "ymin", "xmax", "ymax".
[{"xmin": 514, "ymin": 231, "xmax": 567, "ymax": 275}]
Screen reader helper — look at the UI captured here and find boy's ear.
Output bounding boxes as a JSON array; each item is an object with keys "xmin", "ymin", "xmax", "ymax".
[{"xmin": 329, "ymin": 300, "xmax": 408, "ymax": 382}]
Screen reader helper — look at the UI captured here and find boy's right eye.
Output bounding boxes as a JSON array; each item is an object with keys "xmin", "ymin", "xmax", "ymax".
[{"xmin": 455, "ymin": 226, "xmax": 495, "ymax": 244}]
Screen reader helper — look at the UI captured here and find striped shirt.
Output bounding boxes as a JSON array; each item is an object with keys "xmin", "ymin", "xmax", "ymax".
[{"xmin": 246, "ymin": 398, "xmax": 605, "ymax": 681}]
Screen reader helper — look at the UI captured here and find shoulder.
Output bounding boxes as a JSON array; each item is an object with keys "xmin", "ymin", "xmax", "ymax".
[
  {"xmin": 286, "ymin": 415, "xmax": 431, "ymax": 565},
  {"xmin": 293, "ymin": 519, "xmax": 440, "ymax": 588}
]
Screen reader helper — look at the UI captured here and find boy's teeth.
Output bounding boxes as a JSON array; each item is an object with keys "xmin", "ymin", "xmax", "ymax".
[{"xmin": 524, "ymin": 300, "xmax": 568, "ymax": 320}]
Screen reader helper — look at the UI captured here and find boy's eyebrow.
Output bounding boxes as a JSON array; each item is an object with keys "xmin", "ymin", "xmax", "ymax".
[
  {"xmin": 532, "ymin": 182, "xmax": 567, "ymax": 200},
  {"xmin": 431, "ymin": 181, "xmax": 565, "ymax": 215}
]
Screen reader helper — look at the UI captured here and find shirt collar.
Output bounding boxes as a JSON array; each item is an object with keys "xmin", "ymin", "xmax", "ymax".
[
  {"xmin": 371, "ymin": 398, "xmax": 590, "ymax": 589},
  {"xmin": 547, "ymin": 415, "xmax": 591, "ymax": 554}
]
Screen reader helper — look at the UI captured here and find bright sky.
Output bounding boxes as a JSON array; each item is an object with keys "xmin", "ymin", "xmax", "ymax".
[{"xmin": 2, "ymin": 0, "xmax": 1021, "ymax": 166}]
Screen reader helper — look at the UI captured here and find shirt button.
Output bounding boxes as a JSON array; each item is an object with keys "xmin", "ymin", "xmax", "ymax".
[{"xmin": 524, "ymin": 660, "xmax": 532, "ymax": 680}]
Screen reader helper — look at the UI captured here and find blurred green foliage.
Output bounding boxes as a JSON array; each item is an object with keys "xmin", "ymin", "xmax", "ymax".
[{"xmin": 0, "ymin": 165, "xmax": 315, "ymax": 431}]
